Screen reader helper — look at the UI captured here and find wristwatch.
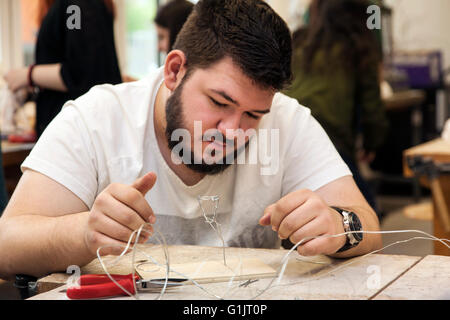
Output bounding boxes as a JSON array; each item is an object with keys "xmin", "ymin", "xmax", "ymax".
[{"xmin": 332, "ymin": 207, "xmax": 363, "ymax": 253}]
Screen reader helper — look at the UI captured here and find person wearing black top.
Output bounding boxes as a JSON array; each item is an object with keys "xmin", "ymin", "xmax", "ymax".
[{"xmin": 5, "ymin": 0, "xmax": 122, "ymax": 138}]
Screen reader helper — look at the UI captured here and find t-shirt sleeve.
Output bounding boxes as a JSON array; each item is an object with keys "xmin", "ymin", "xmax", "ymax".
[
  {"xmin": 21, "ymin": 102, "xmax": 98, "ymax": 208},
  {"xmin": 281, "ymin": 107, "xmax": 352, "ymax": 196}
]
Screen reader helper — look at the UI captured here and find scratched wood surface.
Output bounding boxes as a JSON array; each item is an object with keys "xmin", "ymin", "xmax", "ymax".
[
  {"xmin": 135, "ymin": 258, "xmax": 277, "ymax": 284},
  {"xmin": 373, "ymin": 255, "xmax": 450, "ymax": 300},
  {"xmin": 31, "ymin": 245, "xmax": 422, "ymax": 300}
]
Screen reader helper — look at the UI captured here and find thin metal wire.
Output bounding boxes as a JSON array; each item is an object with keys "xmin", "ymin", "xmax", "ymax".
[
  {"xmin": 97, "ymin": 222, "xmax": 225, "ymax": 300},
  {"xmin": 247, "ymin": 229, "xmax": 450, "ymax": 300},
  {"xmin": 96, "ymin": 223, "xmax": 171, "ymax": 300},
  {"xmin": 198, "ymin": 195, "xmax": 227, "ymax": 266},
  {"xmin": 95, "ymin": 225, "xmax": 450, "ymax": 300}
]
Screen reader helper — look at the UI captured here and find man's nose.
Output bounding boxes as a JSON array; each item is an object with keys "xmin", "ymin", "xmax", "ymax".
[{"xmin": 217, "ymin": 113, "xmax": 242, "ymax": 136}]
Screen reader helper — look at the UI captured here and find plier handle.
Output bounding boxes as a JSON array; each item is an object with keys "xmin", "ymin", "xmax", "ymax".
[{"xmin": 66, "ymin": 273, "xmax": 186, "ymax": 299}]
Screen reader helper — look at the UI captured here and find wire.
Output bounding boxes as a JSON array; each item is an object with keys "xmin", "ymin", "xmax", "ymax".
[
  {"xmin": 198, "ymin": 195, "xmax": 227, "ymax": 266},
  {"xmin": 97, "ymin": 202, "xmax": 450, "ymax": 299},
  {"xmin": 248, "ymin": 229, "xmax": 450, "ymax": 300},
  {"xmin": 97, "ymin": 223, "xmax": 171, "ymax": 300}
]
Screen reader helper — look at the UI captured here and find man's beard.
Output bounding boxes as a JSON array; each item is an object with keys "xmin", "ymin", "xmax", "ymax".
[{"xmin": 164, "ymin": 76, "xmax": 248, "ymax": 175}]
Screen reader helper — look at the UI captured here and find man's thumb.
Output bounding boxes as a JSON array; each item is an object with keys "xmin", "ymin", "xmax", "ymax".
[
  {"xmin": 132, "ymin": 172, "xmax": 157, "ymax": 195},
  {"xmin": 259, "ymin": 212, "xmax": 271, "ymax": 226}
]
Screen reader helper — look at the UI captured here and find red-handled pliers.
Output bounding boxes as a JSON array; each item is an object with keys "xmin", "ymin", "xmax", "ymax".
[{"xmin": 66, "ymin": 273, "xmax": 186, "ymax": 299}]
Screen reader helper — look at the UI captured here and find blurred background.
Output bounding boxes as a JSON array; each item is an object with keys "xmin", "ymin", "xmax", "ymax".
[{"xmin": 272, "ymin": 0, "xmax": 450, "ymax": 259}]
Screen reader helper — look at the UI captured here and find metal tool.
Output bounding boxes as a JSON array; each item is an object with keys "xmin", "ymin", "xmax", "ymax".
[{"xmin": 66, "ymin": 273, "xmax": 187, "ymax": 299}]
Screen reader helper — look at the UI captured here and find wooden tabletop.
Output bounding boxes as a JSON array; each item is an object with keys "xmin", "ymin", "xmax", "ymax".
[
  {"xmin": 403, "ymin": 138, "xmax": 450, "ymax": 177},
  {"xmin": 373, "ymin": 255, "xmax": 450, "ymax": 300},
  {"xmin": 28, "ymin": 244, "xmax": 450, "ymax": 300},
  {"xmin": 404, "ymin": 138, "xmax": 450, "ymax": 159}
]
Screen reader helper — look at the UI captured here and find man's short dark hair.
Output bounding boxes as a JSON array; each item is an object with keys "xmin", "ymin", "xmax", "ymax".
[{"xmin": 173, "ymin": 0, "xmax": 292, "ymax": 91}]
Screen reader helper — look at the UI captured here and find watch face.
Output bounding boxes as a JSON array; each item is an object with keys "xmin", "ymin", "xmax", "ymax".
[{"xmin": 349, "ymin": 212, "xmax": 363, "ymax": 242}]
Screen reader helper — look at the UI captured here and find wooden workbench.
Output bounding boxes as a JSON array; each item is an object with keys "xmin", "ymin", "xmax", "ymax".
[
  {"xmin": 403, "ymin": 138, "xmax": 450, "ymax": 256},
  {"xmin": 373, "ymin": 255, "xmax": 450, "ymax": 300},
  {"xmin": 28, "ymin": 244, "xmax": 449, "ymax": 300},
  {"xmin": 403, "ymin": 139, "xmax": 450, "ymax": 176}
]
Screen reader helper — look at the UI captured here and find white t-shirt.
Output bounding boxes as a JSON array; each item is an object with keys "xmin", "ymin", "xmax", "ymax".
[{"xmin": 21, "ymin": 68, "xmax": 351, "ymax": 249}]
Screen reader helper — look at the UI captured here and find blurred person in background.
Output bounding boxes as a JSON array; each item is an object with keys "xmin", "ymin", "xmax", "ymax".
[
  {"xmin": 154, "ymin": 0, "xmax": 194, "ymax": 54},
  {"xmin": 284, "ymin": 0, "xmax": 388, "ymax": 215},
  {"xmin": 4, "ymin": 0, "xmax": 122, "ymax": 138}
]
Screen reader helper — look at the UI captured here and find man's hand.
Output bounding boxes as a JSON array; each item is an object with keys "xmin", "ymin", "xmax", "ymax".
[
  {"xmin": 84, "ymin": 172, "xmax": 157, "ymax": 256},
  {"xmin": 259, "ymin": 189, "xmax": 346, "ymax": 256}
]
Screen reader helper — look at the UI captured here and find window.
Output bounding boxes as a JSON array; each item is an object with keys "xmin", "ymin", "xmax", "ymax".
[
  {"xmin": 2, "ymin": 0, "xmax": 199, "ymax": 78},
  {"xmin": 0, "ymin": 11, "xmax": 3, "ymax": 67},
  {"xmin": 121, "ymin": 0, "xmax": 198, "ymax": 79},
  {"xmin": 20, "ymin": 0, "xmax": 40, "ymax": 67},
  {"xmin": 0, "ymin": 0, "xmax": 14, "ymax": 72},
  {"xmin": 124, "ymin": 0, "xmax": 160, "ymax": 79},
  {"xmin": 0, "ymin": 0, "xmax": 38, "ymax": 73}
]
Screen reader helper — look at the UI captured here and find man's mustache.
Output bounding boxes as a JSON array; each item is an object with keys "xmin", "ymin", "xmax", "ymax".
[{"xmin": 202, "ymin": 131, "xmax": 237, "ymax": 146}]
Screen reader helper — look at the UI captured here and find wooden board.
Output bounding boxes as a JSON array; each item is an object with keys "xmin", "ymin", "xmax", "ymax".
[
  {"xmin": 403, "ymin": 138, "xmax": 450, "ymax": 177},
  {"xmin": 402, "ymin": 201, "xmax": 433, "ymax": 221},
  {"xmin": 373, "ymin": 255, "xmax": 450, "ymax": 300},
  {"xmin": 432, "ymin": 176, "xmax": 450, "ymax": 256},
  {"xmin": 383, "ymin": 89, "xmax": 425, "ymax": 111},
  {"xmin": 135, "ymin": 258, "xmax": 276, "ymax": 284},
  {"xmin": 33, "ymin": 245, "xmax": 423, "ymax": 300},
  {"xmin": 404, "ymin": 138, "xmax": 450, "ymax": 158}
]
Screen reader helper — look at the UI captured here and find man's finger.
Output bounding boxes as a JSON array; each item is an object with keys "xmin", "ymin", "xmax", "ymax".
[
  {"xmin": 297, "ymin": 236, "xmax": 336, "ymax": 257},
  {"xmin": 277, "ymin": 202, "xmax": 317, "ymax": 240},
  {"xmin": 259, "ymin": 212, "xmax": 271, "ymax": 226},
  {"xmin": 267, "ymin": 190, "xmax": 312, "ymax": 231},
  {"xmin": 132, "ymin": 172, "xmax": 157, "ymax": 195},
  {"xmin": 102, "ymin": 196, "xmax": 152, "ymax": 232},
  {"xmin": 259, "ymin": 204, "xmax": 275, "ymax": 226},
  {"xmin": 93, "ymin": 212, "xmax": 142, "ymax": 243},
  {"xmin": 107, "ymin": 184, "xmax": 155, "ymax": 223},
  {"xmin": 288, "ymin": 217, "xmax": 326, "ymax": 245},
  {"xmin": 87, "ymin": 231, "xmax": 131, "ymax": 256}
]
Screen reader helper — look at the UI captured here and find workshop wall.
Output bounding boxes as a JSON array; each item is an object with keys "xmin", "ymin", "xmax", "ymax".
[{"xmin": 385, "ymin": 0, "xmax": 450, "ymax": 70}]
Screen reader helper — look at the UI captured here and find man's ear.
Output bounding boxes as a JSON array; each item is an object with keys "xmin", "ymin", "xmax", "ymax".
[{"xmin": 163, "ymin": 50, "xmax": 187, "ymax": 91}]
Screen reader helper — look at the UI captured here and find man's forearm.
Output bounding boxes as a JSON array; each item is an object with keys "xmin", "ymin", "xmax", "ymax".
[
  {"xmin": 329, "ymin": 205, "xmax": 382, "ymax": 258},
  {"xmin": 0, "ymin": 212, "xmax": 95, "ymax": 280}
]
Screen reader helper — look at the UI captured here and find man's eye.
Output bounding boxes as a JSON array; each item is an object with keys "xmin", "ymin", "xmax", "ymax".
[
  {"xmin": 210, "ymin": 97, "xmax": 228, "ymax": 108},
  {"xmin": 246, "ymin": 112, "xmax": 259, "ymax": 120}
]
